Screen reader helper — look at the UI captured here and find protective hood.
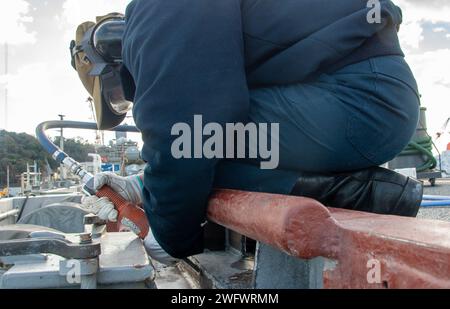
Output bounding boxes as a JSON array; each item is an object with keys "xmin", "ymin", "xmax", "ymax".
[{"xmin": 71, "ymin": 13, "xmax": 130, "ymax": 130}]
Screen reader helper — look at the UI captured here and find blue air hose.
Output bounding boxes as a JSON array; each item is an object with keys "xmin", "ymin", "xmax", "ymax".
[
  {"xmin": 36, "ymin": 120, "xmax": 140, "ymax": 190},
  {"xmin": 421, "ymin": 195, "xmax": 450, "ymax": 207},
  {"xmin": 423, "ymin": 195, "xmax": 450, "ymax": 201},
  {"xmin": 421, "ymin": 201, "xmax": 450, "ymax": 207}
]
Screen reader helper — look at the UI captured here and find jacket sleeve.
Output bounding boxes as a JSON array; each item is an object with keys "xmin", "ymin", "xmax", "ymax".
[{"xmin": 122, "ymin": 0, "xmax": 249, "ymax": 258}]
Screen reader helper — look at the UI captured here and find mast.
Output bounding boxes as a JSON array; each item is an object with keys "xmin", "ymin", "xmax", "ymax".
[
  {"xmin": 3, "ymin": 42, "xmax": 8, "ymax": 130},
  {"xmin": 4, "ymin": 43, "xmax": 9, "ymax": 195}
]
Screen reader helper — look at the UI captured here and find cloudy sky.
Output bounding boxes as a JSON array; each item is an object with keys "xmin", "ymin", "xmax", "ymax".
[{"xmin": 0, "ymin": 0, "xmax": 449, "ymax": 150}]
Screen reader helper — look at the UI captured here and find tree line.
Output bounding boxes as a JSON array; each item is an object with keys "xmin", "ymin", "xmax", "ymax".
[{"xmin": 0, "ymin": 130, "xmax": 96, "ymax": 187}]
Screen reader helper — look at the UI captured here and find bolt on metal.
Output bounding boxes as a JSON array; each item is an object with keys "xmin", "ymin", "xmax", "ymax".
[{"xmin": 79, "ymin": 233, "xmax": 93, "ymax": 244}]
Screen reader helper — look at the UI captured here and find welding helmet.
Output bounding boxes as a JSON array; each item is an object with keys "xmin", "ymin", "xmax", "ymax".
[{"xmin": 70, "ymin": 13, "xmax": 132, "ymax": 130}]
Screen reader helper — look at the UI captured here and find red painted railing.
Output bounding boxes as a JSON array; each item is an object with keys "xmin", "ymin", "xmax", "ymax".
[{"xmin": 208, "ymin": 190, "xmax": 450, "ymax": 288}]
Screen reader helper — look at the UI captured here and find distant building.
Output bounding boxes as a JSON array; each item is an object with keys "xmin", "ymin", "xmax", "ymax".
[{"xmin": 115, "ymin": 130, "xmax": 127, "ymax": 141}]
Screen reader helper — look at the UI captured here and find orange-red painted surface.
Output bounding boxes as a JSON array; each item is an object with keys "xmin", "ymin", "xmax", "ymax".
[
  {"xmin": 208, "ymin": 190, "xmax": 450, "ymax": 289},
  {"xmin": 97, "ymin": 186, "xmax": 149, "ymax": 239}
]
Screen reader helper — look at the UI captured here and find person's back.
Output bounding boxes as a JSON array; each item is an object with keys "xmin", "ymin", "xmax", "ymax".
[{"xmin": 241, "ymin": 0, "xmax": 403, "ymax": 86}]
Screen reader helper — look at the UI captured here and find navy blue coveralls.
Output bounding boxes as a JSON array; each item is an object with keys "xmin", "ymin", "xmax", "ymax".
[{"xmin": 121, "ymin": 0, "xmax": 420, "ymax": 258}]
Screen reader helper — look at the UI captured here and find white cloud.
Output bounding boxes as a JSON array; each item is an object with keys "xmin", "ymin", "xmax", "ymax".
[
  {"xmin": 0, "ymin": 0, "xmax": 36, "ymax": 45},
  {"xmin": 433, "ymin": 27, "xmax": 446, "ymax": 33},
  {"xmin": 396, "ymin": 0, "xmax": 450, "ymax": 24},
  {"xmin": 5, "ymin": 62, "xmax": 93, "ymax": 134},
  {"xmin": 394, "ymin": 0, "xmax": 450, "ymax": 152},
  {"xmin": 405, "ymin": 49, "xmax": 450, "ymax": 146},
  {"xmin": 4, "ymin": 58, "xmax": 137, "ymax": 143},
  {"xmin": 61, "ymin": 0, "xmax": 131, "ymax": 26},
  {"xmin": 396, "ymin": 0, "xmax": 450, "ymax": 53},
  {"xmin": 399, "ymin": 19, "xmax": 424, "ymax": 51}
]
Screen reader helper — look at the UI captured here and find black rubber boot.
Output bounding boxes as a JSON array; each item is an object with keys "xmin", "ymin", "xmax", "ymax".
[{"xmin": 290, "ymin": 166, "xmax": 423, "ymax": 217}]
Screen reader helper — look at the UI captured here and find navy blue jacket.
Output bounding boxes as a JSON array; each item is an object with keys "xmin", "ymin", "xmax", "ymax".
[{"xmin": 122, "ymin": 0, "xmax": 404, "ymax": 258}]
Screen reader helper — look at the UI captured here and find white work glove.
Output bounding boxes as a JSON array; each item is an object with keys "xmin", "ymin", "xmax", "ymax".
[
  {"xmin": 81, "ymin": 195, "xmax": 119, "ymax": 222},
  {"xmin": 94, "ymin": 172, "xmax": 144, "ymax": 205},
  {"xmin": 81, "ymin": 172, "xmax": 144, "ymax": 223},
  {"xmin": 82, "ymin": 172, "xmax": 179, "ymax": 266}
]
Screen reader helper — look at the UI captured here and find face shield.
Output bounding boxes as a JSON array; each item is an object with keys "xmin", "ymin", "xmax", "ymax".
[{"xmin": 71, "ymin": 13, "xmax": 132, "ymax": 130}]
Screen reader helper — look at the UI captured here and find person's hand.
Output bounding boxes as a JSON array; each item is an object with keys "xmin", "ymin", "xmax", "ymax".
[
  {"xmin": 82, "ymin": 172, "xmax": 178, "ymax": 266},
  {"xmin": 81, "ymin": 195, "xmax": 118, "ymax": 222},
  {"xmin": 93, "ymin": 172, "xmax": 144, "ymax": 205},
  {"xmin": 81, "ymin": 172, "xmax": 144, "ymax": 223}
]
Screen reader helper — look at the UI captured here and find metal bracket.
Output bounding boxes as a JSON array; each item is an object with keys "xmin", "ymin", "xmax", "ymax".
[{"xmin": 0, "ymin": 237, "xmax": 101, "ymax": 260}]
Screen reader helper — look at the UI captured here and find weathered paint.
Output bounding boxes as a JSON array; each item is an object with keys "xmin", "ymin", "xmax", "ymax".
[{"xmin": 207, "ymin": 190, "xmax": 450, "ymax": 288}]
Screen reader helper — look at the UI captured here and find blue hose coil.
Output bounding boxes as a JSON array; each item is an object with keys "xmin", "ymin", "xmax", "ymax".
[
  {"xmin": 421, "ymin": 200, "xmax": 450, "ymax": 207},
  {"xmin": 36, "ymin": 120, "xmax": 140, "ymax": 165},
  {"xmin": 423, "ymin": 195, "xmax": 450, "ymax": 201}
]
